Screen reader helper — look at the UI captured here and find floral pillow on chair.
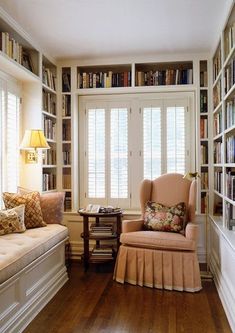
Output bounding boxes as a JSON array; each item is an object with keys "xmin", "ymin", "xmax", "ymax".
[{"xmin": 144, "ymin": 201, "xmax": 186, "ymax": 233}]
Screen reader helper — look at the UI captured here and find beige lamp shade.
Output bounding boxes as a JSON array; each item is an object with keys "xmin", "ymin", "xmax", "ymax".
[{"xmin": 20, "ymin": 129, "xmax": 50, "ymax": 150}]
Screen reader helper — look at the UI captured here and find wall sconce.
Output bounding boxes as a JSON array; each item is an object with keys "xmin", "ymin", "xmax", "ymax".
[{"xmin": 20, "ymin": 129, "xmax": 50, "ymax": 163}]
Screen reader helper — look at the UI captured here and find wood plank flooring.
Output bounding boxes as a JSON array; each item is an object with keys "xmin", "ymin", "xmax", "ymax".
[{"xmin": 24, "ymin": 263, "xmax": 231, "ymax": 333}]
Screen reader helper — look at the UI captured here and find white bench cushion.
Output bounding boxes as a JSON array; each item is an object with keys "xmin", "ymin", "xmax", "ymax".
[{"xmin": 0, "ymin": 224, "xmax": 68, "ymax": 284}]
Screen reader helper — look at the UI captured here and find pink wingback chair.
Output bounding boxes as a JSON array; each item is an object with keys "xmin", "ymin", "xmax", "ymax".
[{"xmin": 113, "ymin": 173, "xmax": 202, "ymax": 292}]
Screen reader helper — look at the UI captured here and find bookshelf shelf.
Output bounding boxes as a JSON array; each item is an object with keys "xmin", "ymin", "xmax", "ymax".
[
  {"xmin": 42, "ymin": 83, "xmax": 56, "ymax": 94},
  {"xmin": 213, "ymin": 101, "xmax": 223, "ymax": 114},
  {"xmin": 42, "ymin": 111, "xmax": 57, "ymax": 119},
  {"xmin": 135, "ymin": 61, "xmax": 193, "ymax": 86}
]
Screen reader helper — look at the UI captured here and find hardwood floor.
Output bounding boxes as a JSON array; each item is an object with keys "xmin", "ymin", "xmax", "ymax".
[{"xmin": 24, "ymin": 263, "xmax": 231, "ymax": 333}]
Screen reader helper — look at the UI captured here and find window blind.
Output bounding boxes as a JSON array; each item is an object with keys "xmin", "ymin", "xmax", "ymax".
[
  {"xmin": 110, "ymin": 108, "xmax": 128, "ymax": 198},
  {"xmin": 0, "ymin": 77, "xmax": 20, "ymax": 207},
  {"xmin": 88, "ymin": 108, "xmax": 105, "ymax": 198},
  {"xmin": 143, "ymin": 107, "xmax": 161, "ymax": 179},
  {"xmin": 166, "ymin": 106, "xmax": 186, "ymax": 174}
]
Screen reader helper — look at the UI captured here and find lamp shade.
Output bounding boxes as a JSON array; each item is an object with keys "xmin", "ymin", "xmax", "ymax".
[{"xmin": 20, "ymin": 129, "xmax": 50, "ymax": 150}]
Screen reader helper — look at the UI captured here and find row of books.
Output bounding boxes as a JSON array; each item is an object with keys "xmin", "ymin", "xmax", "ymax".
[
  {"xmin": 201, "ymin": 172, "xmax": 208, "ymax": 189},
  {"xmin": 43, "ymin": 90, "xmax": 56, "ymax": 115},
  {"xmin": 224, "ymin": 22, "xmax": 235, "ymax": 59},
  {"xmin": 201, "ymin": 194, "xmax": 208, "ymax": 214},
  {"xmin": 62, "ymin": 122, "xmax": 71, "ymax": 141},
  {"xmin": 43, "ymin": 117, "xmax": 56, "ymax": 141},
  {"xmin": 62, "ymin": 71, "xmax": 71, "ymax": 92},
  {"xmin": 225, "ymin": 171, "xmax": 235, "ymax": 200},
  {"xmin": 200, "ymin": 144, "xmax": 208, "ymax": 164},
  {"xmin": 226, "ymin": 100, "xmax": 235, "ymax": 129},
  {"xmin": 42, "ymin": 66, "xmax": 56, "ymax": 91},
  {"xmin": 225, "ymin": 202, "xmax": 235, "ymax": 230},
  {"xmin": 0, "ymin": 31, "xmax": 34, "ymax": 73},
  {"xmin": 63, "ymin": 150, "xmax": 71, "ymax": 165},
  {"xmin": 226, "ymin": 136, "xmax": 235, "ymax": 163},
  {"xmin": 200, "ymin": 91, "xmax": 208, "ymax": 113},
  {"xmin": 213, "ymin": 48, "xmax": 222, "ymax": 81},
  {"xmin": 62, "ymin": 95, "xmax": 71, "ymax": 117},
  {"xmin": 42, "ymin": 173, "xmax": 56, "ymax": 192},
  {"xmin": 214, "ymin": 171, "xmax": 223, "ymax": 193},
  {"xmin": 224, "ymin": 59, "xmax": 235, "ymax": 94},
  {"xmin": 200, "ymin": 70, "xmax": 208, "ymax": 87},
  {"xmin": 89, "ymin": 223, "xmax": 113, "ymax": 236},
  {"xmin": 64, "ymin": 194, "xmax": 72, "ymax": 211},
  {"xmin": 43, "ymin": 148, "xmax": 56, "ymax": 165},
  {"xmin": 79, "ymin": 71, "xmax": 131, "ymax": 89},
  {"xmin": 214, "ymin": 110, "xmax": 222, "ymax": 136},
  {"xmin": 213, "ymin": 80, "xmax": 221, "ymax": 109},
  {"xmin": 62, "ymin": 174, "xmax": 71, "ymax": 189},
  {"xmin": 214, "ymin": 141, "xmax": 223, "ymax": 164},
  {"xmin": 135, "ymin": 68, "xmax": 193, "ymax": 86},
  {"xmin": 200, "ymin": 118, "xmax": 208, "ymax": 139},
  {"xmin": 90, "ymin": 246, "xmax": 113, "ymax": 260}
]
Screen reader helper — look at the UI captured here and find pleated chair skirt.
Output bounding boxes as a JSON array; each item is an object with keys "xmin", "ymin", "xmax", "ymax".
[{"xmin": 113, "ymin": 245, "xmax": 202, "ymax": 292}]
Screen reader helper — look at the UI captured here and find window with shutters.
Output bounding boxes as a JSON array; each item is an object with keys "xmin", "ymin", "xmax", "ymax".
[
  {"xmin": 0, "ymin": 75, "xmax": 20, "ymax": 207},
  {"xmin": 80, "ymin": 94, "xmax": 194, "ymax": 209}
]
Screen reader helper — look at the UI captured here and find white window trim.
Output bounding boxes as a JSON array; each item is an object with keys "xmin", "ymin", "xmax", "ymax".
[{"xmin": 79, "ymin": 92, "xmax": 195, "ymax": 210}]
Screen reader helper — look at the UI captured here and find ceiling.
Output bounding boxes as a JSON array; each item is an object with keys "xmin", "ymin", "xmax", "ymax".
[{"xmin": 0, "ymin": 0, "xmax": 232, "ymax": 61}]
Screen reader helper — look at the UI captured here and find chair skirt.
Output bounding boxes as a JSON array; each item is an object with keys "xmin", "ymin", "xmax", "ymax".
[{"xmin": 113, "ymin": 245, "xmax": 202, "ymax": 292}]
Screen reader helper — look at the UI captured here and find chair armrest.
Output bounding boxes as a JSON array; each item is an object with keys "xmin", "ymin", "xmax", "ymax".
[
  {"xmin": 122, "ymin": 219, "xmax": 144, "ymax": 233},
  {"xmin": 185, "ymin": 222, "xmax": 199, "ymax": 242}
]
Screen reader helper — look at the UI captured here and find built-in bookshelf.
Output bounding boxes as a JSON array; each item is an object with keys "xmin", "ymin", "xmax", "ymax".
[
  {"xmin": 42, "ymin": 56, "xmax": 57, "ymax": 192},
  {"xmin": 135, "ymin": 61, "xmax": 193, "ymax": 86},
  {"xmin": 0, "ymin": 27, "xmax": 39, "ymax": 77},
  {"xmin": 212, "ymin": 4, "xmax": 235, "ymax": 231},
  {"xmin": 77, "ymin": 64, "xmax": 131, "ymax": 89},
  {"xmin": 62, "ymin": 67, "xmax": 72, "ymax": 211},
  {"xmin": 199, "ymin": 60, "xmax": 209, "ymax": 214}
]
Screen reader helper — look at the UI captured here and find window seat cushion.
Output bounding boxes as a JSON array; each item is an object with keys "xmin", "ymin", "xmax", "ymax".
[{"xmin": 0, "ymin": 224, "xmax": 68, "ymax": 284}]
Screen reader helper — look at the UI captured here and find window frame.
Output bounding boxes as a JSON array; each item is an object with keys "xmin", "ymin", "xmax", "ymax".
[
  {"xmin": 79, "ymin": 92, "xmax": 195, "ymax": 210},
  {"xmin": 0, "ymin": 71, "xmax": 21, "ymax": 207}
]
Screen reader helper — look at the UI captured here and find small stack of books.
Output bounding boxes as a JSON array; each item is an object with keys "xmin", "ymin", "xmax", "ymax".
[
  {"xmin": 89, "ymin": 223, "xmax": 113, "ymax": 236},
  {"xmin": 90, "ymin": 246, "xmax": 113, "ymax": 260}
]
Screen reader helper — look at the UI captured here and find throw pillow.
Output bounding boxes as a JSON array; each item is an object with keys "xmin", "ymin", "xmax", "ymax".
[
  {"xmin": 144, "ymin": 201, "xmax": 186, "ymax": 233},
  {"xmin": 17, "ymin": 187, "xmax": 65, "ymax": 224},
  {"xmin": 3, "ymin": 192, "xmax": 46, "ymax": 229},
  {"xmin": 40, "ymin": 192, "xmax": 65, "ymax": 224},
  {"xmin": 0, "ymin": 205, "xmax": 26, "ymax": 235}
]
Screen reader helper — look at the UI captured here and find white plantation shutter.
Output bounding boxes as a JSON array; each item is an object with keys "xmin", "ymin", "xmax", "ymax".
[
  {"xmin": 80, "ymin": 94, "xmax": 192, "ymax": 209},
  {"xmin": 0, "ymin": 76, "xmax": 20, "ymax": 207},
  {"xmin": 6, "ymin": 91, "xmax": 20, "ymax": 192},
  {"xmin": 143, "ymin": 107, "xmax": 161, "ymax": 179},
  {"xmin": 166, "ymin": 106, "xmax": 186, "ymax": 174},
  {"xmin": 110, "ymin": 108, "xmax": 128, "ymax": 198},
  {"xmin": 88, "ymin": 108, "xmax": 105, "ymax": 198}
]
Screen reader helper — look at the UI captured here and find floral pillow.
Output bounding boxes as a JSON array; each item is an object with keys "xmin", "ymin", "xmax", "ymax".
[
  {"xmin": 144, "ymin": 201, "xmax": 186, "ymax": 233},
  {"xmin": 3, "ymin": 192, "xmax": 46, "ymax": 229},
  {"xmin": 0, "ymin": 205, "xmax": 26, "ymax": 235}
]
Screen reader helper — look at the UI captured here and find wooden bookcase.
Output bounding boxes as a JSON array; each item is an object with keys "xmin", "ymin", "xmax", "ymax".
[
  {"xmin": 77, "ymin": 64, "xmax": 132, "ymax": 89},
  {"xmin": 135, "ymin": 61, "xmax": 193, "ymax": 86},
  {"xmin": 211, "ymin": 5, "xmax": 235, "ymax": 230},
  {"xmin": 62, "ymin": 67, "xmax": 72, "ymax": 211},
  {"xmin": 42, "ymin": 55, "xmax": 57, "ymax": 192},
  {"xmin": 199, "ymin": 60, "xmax": 209, "ymax": 214}
]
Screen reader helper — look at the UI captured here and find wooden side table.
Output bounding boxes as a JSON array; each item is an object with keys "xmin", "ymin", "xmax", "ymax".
[{"xmin": 78, "ymin": 210, "xmax": 122, "ymax": 271}]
